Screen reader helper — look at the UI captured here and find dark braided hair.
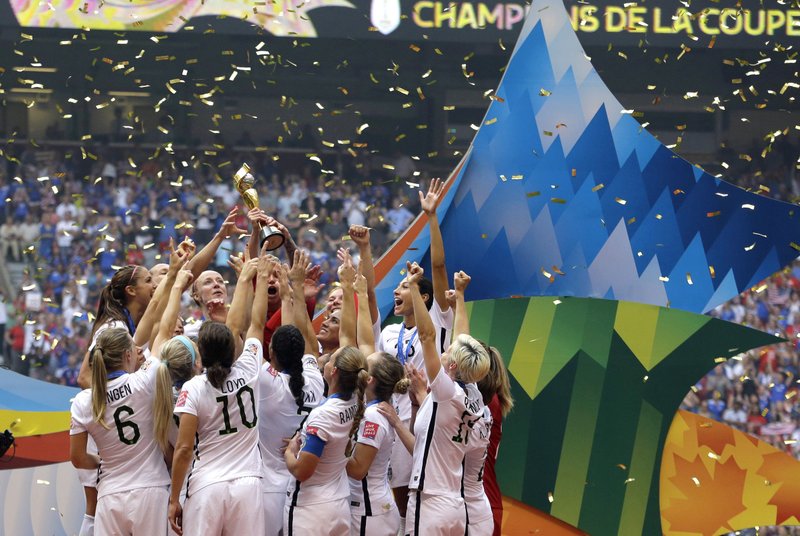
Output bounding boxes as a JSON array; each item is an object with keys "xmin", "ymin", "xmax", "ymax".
[{"xmin": 271, "ymin": 325, "xmax": 306, "ymax": 409}]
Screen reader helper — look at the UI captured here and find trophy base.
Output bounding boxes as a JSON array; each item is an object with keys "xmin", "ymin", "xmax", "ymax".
[{"xmin": 260, "ymin": 230, "xmax": 285, "ymax": 251}]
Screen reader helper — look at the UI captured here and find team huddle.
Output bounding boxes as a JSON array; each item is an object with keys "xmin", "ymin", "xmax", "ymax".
[{"xmin": 68, "ymin": 179, "xmax": 514, "ymax": 536}]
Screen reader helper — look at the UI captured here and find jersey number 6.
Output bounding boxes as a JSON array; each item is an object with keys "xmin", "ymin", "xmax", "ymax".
[
  {"xmin": 114, "ymin": 405, "xmax": 141, "ymax": 445},
  {"xmin": 216, "ymin": 385, "xmax": 257, "ymax": 436}
]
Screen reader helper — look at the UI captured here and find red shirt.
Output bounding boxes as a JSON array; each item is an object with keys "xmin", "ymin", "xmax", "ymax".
[
  {"xmin": 263, "ymin": 298, "xmax": 316, "ymax": 345},
  {"xmin": 483, "ymin": 395, "xmax": 503, "ymax": 511}
]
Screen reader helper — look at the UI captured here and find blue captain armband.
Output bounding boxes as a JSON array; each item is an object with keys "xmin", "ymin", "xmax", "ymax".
[{"xmin": 300, "ymin": 433, "xmax": 326, "ymax": 457}]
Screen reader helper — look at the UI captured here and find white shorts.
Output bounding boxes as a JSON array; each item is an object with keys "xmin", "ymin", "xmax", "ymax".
[
  {"xmin": 264, "ymin": 491, "xmax": 285, "ymax": 536},
  {"xmin": 350, "ymin": 507, "xmax": 401, "ymax": 536},
  {"xmin": 183, "ymin": 476, "xmax": 264, "ymax": 536},
  {"xmin": 467, "ymin": 515, "xmax": 494, "ymax": 536},
  {"xmin": 96, "ymin": 485, "xmax": 168, "ymax": 536},
  {"xmin": 389, "ymin": 423, "xmax": 412, "ymax": 488},
  {"xmin": 405, "ymin": 491, "xmax": 466, "ymax": 536},
  {"xmin": 285, "ymin": 497, "xmax": 350, "ymax": 536}
]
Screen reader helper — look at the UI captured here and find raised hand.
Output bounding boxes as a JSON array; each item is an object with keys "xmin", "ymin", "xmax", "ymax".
[
  {"xmin": 227, "ymin": 253, "xmax": 244, "ymax": 278},
  {"xmin": 174, "ymin": 269, "xmax": 194, "ymax": 291},
  {"xmin": 217, "ymin": 207, "xmax": 248, "ymax": 238},
  {"xmin": 354, "ymin": 273, "xmax": 367, "ymax": 296},
  {"xmin": 278, "ymin": 264, "xmax": 293, "ymax": 302},
  {"xmin": 405, "ymin": 261, "xmax": 424, "ymax": 286},
  {"xmin": 338, "ymin": 249, "xmax": 356, "ymax": 289},
  {"xmin": 237, "ymin": 257, "xmax": 258, "ymax": 283},
  {"xmin": 257, "ymin": 253, "xmax": 277, "ymax": 282},
  {"xmin": 419, "ymin": 177, "xmax": 445, "ymax": 216},
  {"xmin": 444, "ymin": 289, "xmax": 457, "ymax": 310},
  {"xmin": 290, "ymin": 250, "xmax": 311, "ymax": 286},
  {"xmin": 406, "ymin": 364, "xmax": 428, "ymax": 407},
  {"xmin": 176, "ymin": 238, "xmax": 196, "ymax": 261},
  {"xmin": 348, "ymin": 225, "xmax": 371, "ymax": 248},
  {"xmin": 247, "ymin": 208, "xmax": 270, "ymax": 228},
  {"xmin": 304, "ymin": 264, "xmax": 324, "ymax": 301},
  {"xmin": 454, "ymin": 270, "xmax": 471, "ymax": 293}
]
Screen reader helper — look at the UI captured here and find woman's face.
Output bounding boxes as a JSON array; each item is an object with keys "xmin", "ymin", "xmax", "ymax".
[
  {"xmin": 127, "ymin": 267, "xmax": 155, "ymax": 307},
  {"xmin": 324, "ymin": 349, "xmax": 339, "ymax": 386}
]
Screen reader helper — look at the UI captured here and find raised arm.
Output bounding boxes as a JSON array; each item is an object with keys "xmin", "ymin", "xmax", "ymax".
[
  {"xmin": 278, "ymin": 264, "xmax": 293, "ymax": 327},
  {"xmin": 246, "ymin": 252, "xmax": 275, "ymax": 343},
  {"xmin": 349, "ymin": 225, "xmax": 379, "ymax": 324},
  {"xmin": 452, "ymin": 271, "xmax": 471, "ymax": 339},
  {"xmin": 169, "ymin": 413, "xmax": 198, "ymax": 535},
  {"xmin": 407, "ymin": 262, "xmax": 441, "ymax": 382},
  {"xmin": 136, "ymin": 239, "xmax": 192, "ymax": 349},
  {"xmin": 152, "ymin": 269, "xmax": 194, "ymax": 356},
  {"xmin": 419, "ymin": 178, "xmax": 449, "ymax": 311},
  {"xmin": 226, "ymin": 257, "xmax": 259, "ymax": 343},
  {"xmin": 354, "ymin": 273, "xmax": 375, "ymax": 356},
  {"xmin": 289, "ymin": 250, "xmax": 319, "ymax": 356},
  {"xmin": 185, "ymin": 207, "xmax": 247, "ymax": 280},
  {"xmin": 338, "ymin": 250, "xmax": 357, "ymax": 349}
]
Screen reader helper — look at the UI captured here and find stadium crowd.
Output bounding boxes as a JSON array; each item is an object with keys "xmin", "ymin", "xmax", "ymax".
[{"xmin": 0, "ymin": 144, "xmax": 423, "ymax": 385}]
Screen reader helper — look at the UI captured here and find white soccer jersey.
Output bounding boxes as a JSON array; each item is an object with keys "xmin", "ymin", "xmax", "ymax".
[
  {"xmin": 409, "ymin": 367, "xmax": 484, "ymax": 498},
  {"xmin": 349, "ymin": 403, "xmax": 396, "ymax": 516},
  {"xmin": 464, "ymin": 406, "xmax": 493, "ymax": 523},
  {"xmin": 378, "ymin": 301, "xmax": 454, "ymax": 421},
  {"xmin": 174, "ymin": 338, "xmax": 263, "ymax": 497},
  {"xmin": 69, "ymin": 356, "xmax": 170, "ymax": 498},
  {"xmin": 258, "ymin": 354, "xmax": 325, "ymax": 492},
  {"xmin": 286, "ymin": 394, "xmax": 359, "ymax": 506}
]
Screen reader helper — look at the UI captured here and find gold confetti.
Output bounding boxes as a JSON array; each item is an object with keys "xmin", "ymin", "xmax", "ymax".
[
  {"xmin": 526, "ymin": 192, "xmax": 540, "ymax": 198},
  {"xmin": 686, "ymin": 273, "xmax": 693, "ymax": 285},
  {"xmin": 707, "ymin": 211, "xmax": 720, "ymax": 218},
  {"xmin": 614, "ymin": 197, "xmax": 627, "ymax": 205},
  {"xmin": 709, "ymin": 266, "xmax": 715, "ymax": 278},
  {"xmin": 592, "ymin": 183, "xmax": 604, "ymax": 192},
  {"xmin": 551, "ymin": 198, "xmax": 566, "ymax": 204},
  {"xmin": 539, "ymin": 88, "xmax": 552, "ymax": 96}
]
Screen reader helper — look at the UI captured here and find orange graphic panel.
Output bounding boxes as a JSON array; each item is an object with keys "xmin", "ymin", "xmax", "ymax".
[{"xmin": 661, "ymin": 410, "xmax": 800, "ymax": 535}]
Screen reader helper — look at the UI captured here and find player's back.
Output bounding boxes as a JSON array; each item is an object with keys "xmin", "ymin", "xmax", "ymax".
[
  {"xmin": 72, "ymin": 357, "xmax": 169, "ymax": 498},
  {"xmin": 176, "ymin": 338, "xmax": 263, "ymax": 497},
  {"xmin": 258, "ymin": 354, "xmax": 324, "ymax": 491}
]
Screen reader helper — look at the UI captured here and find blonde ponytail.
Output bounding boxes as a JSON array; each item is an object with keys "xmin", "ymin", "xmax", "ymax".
[
  {"xmin": 91, "ymin": 347, "xmax": 109, "ymax": 429},
  {"xmin": 153, "ymin": 337, "xmax": 196, "ymax": 453},
  {"xmin": 153, "ymin": 361, "xmax": 173, "ymax": 453},
  {"xmin": 89, "ymin": 328, "xmax": 132, "ymax": 429}
]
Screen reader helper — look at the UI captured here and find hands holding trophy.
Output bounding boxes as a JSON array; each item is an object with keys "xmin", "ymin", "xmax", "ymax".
[{"xmin": 233, "ymin": 164, "xmax": 285, "ymax": 251}]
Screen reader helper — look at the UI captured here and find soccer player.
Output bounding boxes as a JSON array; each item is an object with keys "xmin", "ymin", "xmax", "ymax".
[
  {"xmin": 69, "ymin": 325, "xmax": 171, "ymax": 535},
  {"xmin": 168, "ymin": 253, "xmax": 274, "ymax": 535},
  {"xmin": 403, "ymin": 262, "xmax": 489, "ymax": 535},
  {"xmin": 378, "ymin": 179, "xmax": 454, "ymax": 533},
  {"xmin": 283, "ymin": 345, "xmax": 369, "ymax": 535}
]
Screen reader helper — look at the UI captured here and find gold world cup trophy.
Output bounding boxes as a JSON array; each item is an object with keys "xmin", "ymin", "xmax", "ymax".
[{"xmin": 233, "ymin": 164, "xmax": 285, "ymax": 251}]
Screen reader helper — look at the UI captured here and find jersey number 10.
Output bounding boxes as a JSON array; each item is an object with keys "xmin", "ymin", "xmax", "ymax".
[{"xmin": 216, "ymin": 385, "xmax": 257, "ymax": 436}]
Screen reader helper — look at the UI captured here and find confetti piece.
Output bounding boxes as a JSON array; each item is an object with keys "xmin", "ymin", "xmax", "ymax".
[
  {"xmin": 614, "ymin": 197, "xmax": 627, "ymax": 205},
  {"xmin": 539, "ymin": 88, "xmax": 551, "ymax": 96},
  {"xmin": 526, "ymin": 191, "xmax": 540, "ymax": 198},
  {"xmin": 591, "ymin": 183, "xmax": 604, "ymax": 192},
  {"xmin": 709, "ymin": 266, "xmax": 715, "ymax": 278},
  {"xmin": 547, "ymin": 492, "xmax": 554, "ymax": 503},
  {"xmin": 550, "ymin": 198, "xmax": 566, "ymax": 204},
  {"xmin": 686, "ymin": 273, "xmax": 693, "ymax": 285},
  {"xmin": 706, "ymin": 211, "xmax": 720, "ymax": 218}
]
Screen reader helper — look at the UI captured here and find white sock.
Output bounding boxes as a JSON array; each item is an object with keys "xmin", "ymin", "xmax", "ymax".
[
  {"xmin": 79, "ymin": 514, "xmax": 94, "ymax": 536},
  {"xmin": 398, "ymin": 516, "xmax": 406, "ymax": 536}
]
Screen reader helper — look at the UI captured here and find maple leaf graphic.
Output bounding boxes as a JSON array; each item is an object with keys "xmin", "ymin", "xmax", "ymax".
[
  {"xmin": 758, "ymin": 451, "xmax": 800, "ymax": 525},
  {"xmin": 663, "ymin": 454, "xmax": 747, "ymax": 535}
]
